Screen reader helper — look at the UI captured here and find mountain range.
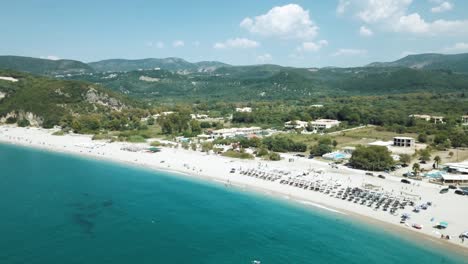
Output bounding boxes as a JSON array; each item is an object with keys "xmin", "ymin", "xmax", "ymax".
[{"xmin": 0, "ymin": 53, "xmax": 468, "ymax": 101}]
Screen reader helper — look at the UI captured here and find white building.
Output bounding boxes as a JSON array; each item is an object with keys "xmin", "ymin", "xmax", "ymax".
[
  {"xmin": 393, "ymin": 137, "xmax": 415, "ymax": 147},
  {"xmin": 310, "ymin": 104, "xmax": 323, "ymax": 108},
  {"xmin": 191, "ymin": 114, "xmax": 209, "ymax": 120},
  {"xmin": 235, "ymin": 107, "xmax": 252, "ymax": 113},
  {"xmin": 309, "ymin": 119, "xmax": 341, "ymax": 130},
  {"xmin": 211, "ymin": 127, "xmax": 262, "ymax": 139},
  {"xmin": 409, "ymin": 114, "xmax": 444, "ymax": 124},
  {"xmin": 462, "ymin": 115, "xmax": 468, "ymax": 126},
  {"xmin": 284, "ymin": 120, "xmax": 309, "ymax": 129}
]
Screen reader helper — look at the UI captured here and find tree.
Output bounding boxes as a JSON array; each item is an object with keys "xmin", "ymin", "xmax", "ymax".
[
  {"xmin": 349, "ymin": 145, "xmax": 394, "ymax": 171},
  {"xmin": 448, "ymin": 151, "xmax": 454, "ymax": 158},
  {"xmin": 433, "ymin": 155, "xmax": 441, "ymax": 168},
  {"xmin": 412, "ymin": 163, "xmax": 420, "ymax": 176},
  {"xmin": 399, "ymin": 154, "xmax": 411, "ymax": 165},
  {"xmin": 310, "ymin": 144, "xmax": 332, "ymax": 156},
  {"xmin": 268, "ymin": 152, "xmax": 281, "ymax": 161},
  {"xmin": 417, "ymin": 133, "xmax": 427, "ymax": 143},
  {"xmin": 201, "ymin": 142, "xmax": 213, "ymax": 153},
  {"xmin": 419, "ymin": 149, "xmax": 431, "ymax": 162}
]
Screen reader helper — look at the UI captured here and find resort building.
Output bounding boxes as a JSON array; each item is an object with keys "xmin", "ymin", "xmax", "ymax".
[
  {"xmin": 393, "ymin": 137, "xmax": 415, "ymax": 147},
  {"xmin": 462, "ymin": 115, "xmax": 468, "ymax": 125},
  {"xmin": 440, "ymin": 174, "xmax": 468, "ymax": 185},
  {"xmin": 309, "ymin": 119, "xmax": 341, "ymax": 130},
  {"xmin": 235, "ymin": 107, "xmax": 252, "ymax": 113},
  {"xmin": 211, "ymin": 127, "xmax": 262, "ymax": 139},
  {"xmin": 445, "ymin": 162, "xmax": 468, "ymax": 174},
  {"xmin": 284, "ymin": 120, "xmax": 309, "ymax": 129}
]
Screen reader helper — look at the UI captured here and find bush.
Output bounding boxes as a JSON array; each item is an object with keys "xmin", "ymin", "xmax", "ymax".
[
  {"xmin": 268, "ymin": 152, "xmax": 281, "ymax": 161},
  {"xmin": 17, "ymin": 118, "xmax": 30, "ymax": 127},
  {"xmin": 349, "ymin": 145, "xmax": 394, "ymax": 171},
  {"xmin": 222, "ymin": 150, "xmax": 254, "ymax": 159},
  {"xmin": 150, "ymin": 141, "xmax": 162, "ymax": 147},
  {"xmin": 127, "ymin": 135, "xmax": 146, "ymax": 143},
  {"xmin": 6, "ymin": 117, "xmax": 17, "ymax": 124},
  {"xmin": 52, "ymin": 131, "xmax": 65, "ymax": 136}
]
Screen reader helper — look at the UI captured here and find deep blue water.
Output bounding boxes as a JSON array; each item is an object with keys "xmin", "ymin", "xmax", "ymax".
[{"xmin": 0, "ymin": 143, "xmax": 466, "ymax": 264}]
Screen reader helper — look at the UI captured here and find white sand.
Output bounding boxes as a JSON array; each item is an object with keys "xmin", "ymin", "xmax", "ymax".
[{"xmin": 1, "ymin": 125, "xmax": 467, "ymax": 253}]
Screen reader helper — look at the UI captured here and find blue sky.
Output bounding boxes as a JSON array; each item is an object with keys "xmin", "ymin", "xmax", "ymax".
[{"xmin": 1, "ymin": 0, "xmax": 468, "ymax": 67}]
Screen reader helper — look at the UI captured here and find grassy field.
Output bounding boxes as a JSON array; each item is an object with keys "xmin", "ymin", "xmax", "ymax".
[{"xmin": 330, "ymin": 127, "xmax": 418, "ymax": 148}]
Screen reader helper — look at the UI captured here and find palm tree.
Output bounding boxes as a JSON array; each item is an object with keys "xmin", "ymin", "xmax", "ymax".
[
  {"xmin": 434, "ymin": 155, "xmax": 441, "ymax": 168},
  {"xmin": 412, "ymin": 163, "xmax": 420, "ymax": 176}
]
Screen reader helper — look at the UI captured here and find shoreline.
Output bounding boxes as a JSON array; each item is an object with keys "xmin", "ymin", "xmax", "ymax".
[{"xmin": 1, "ymin": 125, "xmax": 468, "ymax": 256}]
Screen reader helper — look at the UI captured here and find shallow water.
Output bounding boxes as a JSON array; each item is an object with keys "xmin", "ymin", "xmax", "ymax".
[{"xmin": 0, "ymin": 143, "xmax": 466, "ymax": 264}]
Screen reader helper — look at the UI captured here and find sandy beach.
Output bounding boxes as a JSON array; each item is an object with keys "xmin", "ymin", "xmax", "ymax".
[{"xmin": 1, "ymin": 125, "xmax": 468, "ymax": 254}]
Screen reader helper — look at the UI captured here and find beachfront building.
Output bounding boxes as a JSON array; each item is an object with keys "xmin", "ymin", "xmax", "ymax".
[
  {"xmin": 235, "ymin": 107, "xmax": 252, "ymax": 113},
  {"xmin": 309, "ymin": 119, "xmax": 341, "ymax": 130},
  {"xmin": 393, "ymin": 137, "xmax": 415, "ymax": 147},
  {"xmin": 445, "ymin": 162, "xmax": 468, "ymax": 174},
  {"xmin": 284, "ymin": 120, "xmax": 309, "ymax": 129},
  {"xmin": 440, "ymin": 174, "xmax": 468, "ymax": 185},
  {"xmin": 462, "ymin": 115, "xmax": 468, "ymax": 125},
  {"xmin": 211, "ymin": 127, "xmax": 262, "ymax": 139}
]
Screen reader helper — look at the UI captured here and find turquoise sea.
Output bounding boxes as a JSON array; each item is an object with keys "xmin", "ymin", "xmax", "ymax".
[{"xmin": 0, "ymin": 143, "xmax": 466, "ymax": 264}]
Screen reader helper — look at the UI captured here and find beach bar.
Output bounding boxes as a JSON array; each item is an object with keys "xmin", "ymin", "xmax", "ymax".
[{"xmin": 440, "ymin": 174, "xmax": 468, "ymax": 185}]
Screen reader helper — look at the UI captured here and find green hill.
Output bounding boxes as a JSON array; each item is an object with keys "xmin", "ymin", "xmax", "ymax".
[
  {"xmin": 368, "ymin": 53, "xmax": 468, "ymax": 73},
  {"xmin": 64, "ymin": 65, "xmax": 468, "ymax": 101},
  {"xmin": 0, "ymin": 56, "xmax": 94, "ymax": 76},
  {"xmin": 0, "ymin": 70, "xmax": 131, "ymax": 127},
  {"xmin": 88, "ymin": 58, "xmax": 230, "ymax": 73}
]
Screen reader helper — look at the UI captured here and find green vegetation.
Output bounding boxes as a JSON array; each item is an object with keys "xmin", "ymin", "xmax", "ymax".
[
  {"xmin": 349, "ymin": 145, "xmax": 394, "ymax": 171},
  {"xmin": 221, "ymin": 150, "xmax": 254, "ymax": 160},
  {"xmin": 0, "ymin": 56, "xmax": 93, "ymax": 75}
]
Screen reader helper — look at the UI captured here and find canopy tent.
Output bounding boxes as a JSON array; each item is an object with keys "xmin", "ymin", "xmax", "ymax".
[
  {"xmin": 436, "ymin": 221, "xmax": 448, "ymax": 229},
  {"xmin": 148, "ymin": 147, "xmax": 161, "ymax": 153}
]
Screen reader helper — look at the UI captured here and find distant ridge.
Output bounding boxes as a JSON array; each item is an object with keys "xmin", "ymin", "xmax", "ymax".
[
  {"xmin": 88, "ymin": 58, "xmax": 230, "ymax": 73},
  {"xmin": 367, "ymin": 53, "xmax": 468, "ymax": 73},
  {"xmin": 0, "ymin": 56, "xmax": 93, "ymax": 75}
]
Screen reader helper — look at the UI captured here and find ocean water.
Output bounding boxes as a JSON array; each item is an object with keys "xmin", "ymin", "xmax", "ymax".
[{"xmin": 0, "ymin": 143, "xmax": 466, "ymax": 264}]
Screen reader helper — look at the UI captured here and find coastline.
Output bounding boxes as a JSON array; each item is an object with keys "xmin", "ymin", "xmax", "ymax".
[{"xmin": 1, "ymin": 125, "xmax": 468, "ymax": 256}]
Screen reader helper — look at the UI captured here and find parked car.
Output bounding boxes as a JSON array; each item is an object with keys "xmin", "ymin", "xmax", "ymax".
[
  {"xmin": 439, "ymin": 188, "xmax": 449, "ymax": 194},
  {"xmin": 448, "ymin": 185, "xmax": 457, "ymax": 190},
  {"xmin": 454, "ymin": 190, "xmax": 465, "ymax": 196},
  {"xmin": 295, "ymin": 154, "xmax": 305, "ymax": 158},
  {"xmin": 365, "ymin": 172, "xmax": 374, "ymax": 176},
  {"xmin": 401, "ymin": 179, "xmax": 411, "ymax": 184},
  {"xmin": 402, "ymin": 172, "xmax": 414, "ymax": 177},
  {"xmin": 378, "ymin": 175, "xmax": 386, "ymax": 179},
  {"xmin": 401, "ymin": 164, "xmax": 409, "ymax": 168}
]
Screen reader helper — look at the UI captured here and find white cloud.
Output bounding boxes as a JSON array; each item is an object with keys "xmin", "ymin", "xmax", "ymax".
[
  {"xmin": 338, "ymin": 0, "xmax": 468, "ymax": 36},
  {"xmin": 443, "ymin": 42, "xmax": 468, "ymax": 53},
  {"xmin": 41, "ymin": 55, "xmax": 60, "ymax": 60},
  {"xmin": 240, "ymin": 4, "xmax": 319, "ymax": 39},
  {"xmin": 431, "ymin": 1, "xmax": 453, "ymax": 13},
  {"xmin": 337, "ymin": 0, "xmax": 351, "ymax": 14},
  {"xmin": 359, "ymin": 26, "xmax": 373, "ymax": 36},
  {"xmin": 172, "ymin": 40, "xmax": 185, "ymax": 48},
  {"xmin": 156, "ymin": 41, "xmax": 165, "ymax": 49},
  {"xmin": 297, "ymin": 40, "xmax": 328, "ymax": 52},
  {"xmin": 355, "ymin": 0, "xmax": 412, "ymax": 23},
  {"xmin": 256, "ymin": 53, "xmax": 273, "ymax": 63},
  {"xmin": 214, "ymin": 38, "xmax": 260, "ymax": 49},
  {"xmin": 332, "ymin": 49, "xmax": 367, "ymax": 56},
  {"xmin": 395, "ymin": 13, "xmax": 468, "ymax": 35}
]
